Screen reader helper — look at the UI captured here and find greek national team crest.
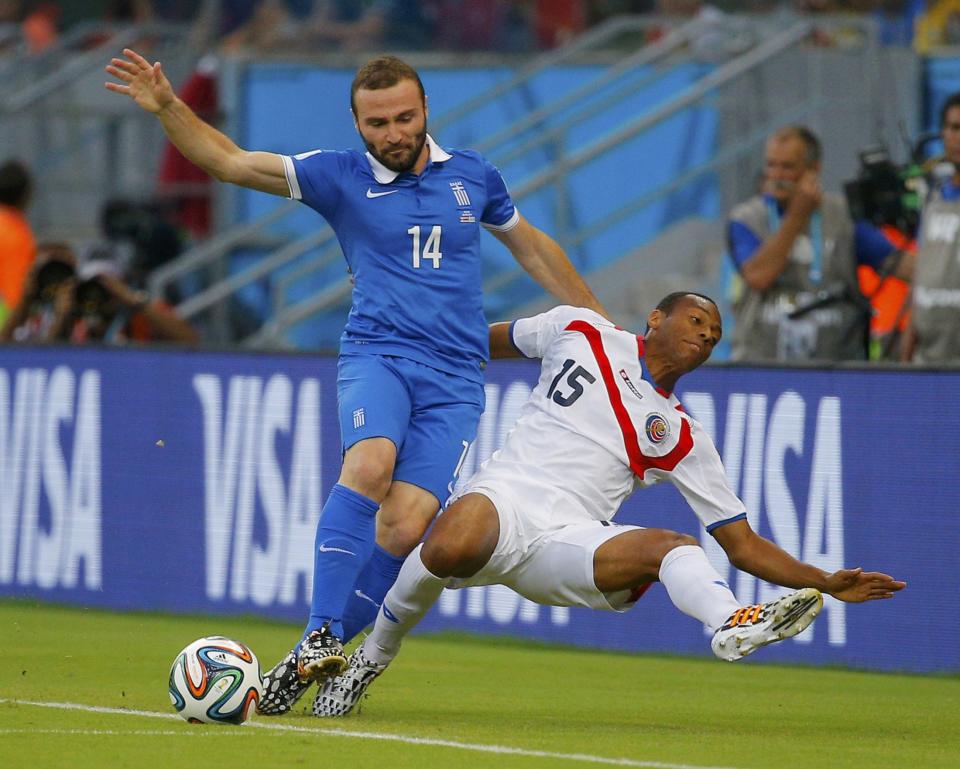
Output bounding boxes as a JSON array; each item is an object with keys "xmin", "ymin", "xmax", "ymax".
[
  {"xmin": 352, "ymin": 408, "xmax": 365, "ymax": 429},
  {"xmin": 644, "ymin": 413, "xmax": 669, "ymax": 444},
  {"xmin": 449, "ymin": 181, "xmax": 471, "ymax": 207}
]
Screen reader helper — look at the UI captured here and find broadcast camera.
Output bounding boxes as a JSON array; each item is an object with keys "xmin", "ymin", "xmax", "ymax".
[{"xmin": 843, "ymin": 133, "xmax": 943, "ymax": 238}]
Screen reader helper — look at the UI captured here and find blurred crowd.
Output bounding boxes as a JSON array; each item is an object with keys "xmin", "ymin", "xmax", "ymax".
[
  {"xmin": 0, "ymin": 1, "xmax": 939, "ymax": 56},
  {"xmin": 0, "ymin": 159, "xmax": 199, "ymax": 346}
]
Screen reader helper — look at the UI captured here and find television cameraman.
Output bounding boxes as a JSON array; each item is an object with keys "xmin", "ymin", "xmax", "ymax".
[
  {"xmin": 726, "ymin": 125, "xmax": 913, "ymax": 362},
  {"xmin": 902, "ymin": 91, "xmax": 960, "ymax": 364}
]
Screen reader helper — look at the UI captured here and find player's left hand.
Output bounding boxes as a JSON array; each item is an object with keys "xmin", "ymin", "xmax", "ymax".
[{"xmin": 824, "ymin": 568, "xmax": 906, "ymax": 603}]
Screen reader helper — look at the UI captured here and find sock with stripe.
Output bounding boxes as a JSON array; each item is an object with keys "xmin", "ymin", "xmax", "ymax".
[
  {"xmin": 362, "ymin": 544, "xmax": 445, "ymax": 666},
  {"xmin": 657, "ymin": 544, "xmax": 741, "ymax": 632}
]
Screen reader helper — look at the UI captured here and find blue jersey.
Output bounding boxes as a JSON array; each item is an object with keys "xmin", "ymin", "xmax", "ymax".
[{"xmin": 281, "ymin": 135, "xmax": 519, "ymax": 384}]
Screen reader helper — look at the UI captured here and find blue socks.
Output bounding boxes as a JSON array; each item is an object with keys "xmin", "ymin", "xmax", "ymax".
[
  {"xmin": 303, "ymin": 484, "xmax": 378, "ymax": 642},
  {"xmin": 340, "ymin": 544, "xmax": 407, "ymax": 643}
]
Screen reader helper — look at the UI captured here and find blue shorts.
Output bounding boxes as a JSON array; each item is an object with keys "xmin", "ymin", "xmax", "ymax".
[{"xmin": 337, "ymin": 353, "xmax": 485, "ymax": 507}]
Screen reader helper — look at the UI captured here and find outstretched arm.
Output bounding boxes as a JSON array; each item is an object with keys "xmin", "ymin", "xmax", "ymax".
[
  {"xmin": 491, "ymin": 215, "xmax": 607, "ymax": 318},
  {"xmin": 105, "ymin": 49, "xmax": 289, "ymax": 196},
  {"xmin": 712, "ymin": 519, "xmax": 905, "ymax": 603}
]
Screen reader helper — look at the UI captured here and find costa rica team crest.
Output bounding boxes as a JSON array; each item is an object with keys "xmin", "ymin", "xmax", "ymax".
[{"xmin": 644, "ymin": 413, "xmax": 670, "ymax": 444}]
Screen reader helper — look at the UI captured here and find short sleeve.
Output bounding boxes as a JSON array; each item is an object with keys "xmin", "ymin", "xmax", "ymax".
[
  {"xmin": 667, "ymin": 420, "xmax": 747, "ymax": 532},
  {"xmin": 853, "ymin": 221, "xmax": 895, "ymax": 271},
  {"xmin": 281, "ymin": 149, "xmax": 341, "ymax": 220},
  {"xmin": 510, "ymin": 305, "xmax": 607, "ymax": 359},
  {"xmin": 727, "ymin": 220, "xmax": 762, "ymax": 271},
  {"xmin": 480, "ymin": 157, "xmax": 519, "ymax": 232}
]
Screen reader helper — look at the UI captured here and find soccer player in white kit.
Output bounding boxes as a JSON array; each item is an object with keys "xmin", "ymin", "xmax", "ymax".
[{"xmin": 314, "ymin": 293, "xmax": 906, "ymax": 717}]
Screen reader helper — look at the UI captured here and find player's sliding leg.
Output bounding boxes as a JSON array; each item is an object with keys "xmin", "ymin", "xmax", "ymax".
[
  {"xmin": 593, "ymin": 531, "xmax": 823, "ymax": 661},
  {"xmin": 312, "ymin": 544, "xmax": 440, "ymax": 717},
  {"xmin": 313, "ymin": 493, "xmax": 500, "ymax": 717}
]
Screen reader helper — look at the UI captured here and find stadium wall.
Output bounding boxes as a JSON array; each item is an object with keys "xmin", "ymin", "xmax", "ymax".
[{"xmin": 0, "ymin": 346, "xmax": 955, "ymax": 674}]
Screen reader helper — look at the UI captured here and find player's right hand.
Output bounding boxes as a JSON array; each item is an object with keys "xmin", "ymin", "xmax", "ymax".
[
  {"xmin": 824, "ymin": 567, "xmax": 906, "ymax": 603},
  {"xmin": 105, "ymin": 48, "xmax": 175, "ymax": 114},
  {"xmin": 789, "ymin": 169, "xmax": 822, "ymax": 217}
]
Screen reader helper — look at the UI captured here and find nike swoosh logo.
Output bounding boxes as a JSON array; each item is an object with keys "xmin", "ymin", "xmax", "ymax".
[
  {"xmin": 354, "ymin": 589, "xmax": 379, "ymax": 607},
  {"xmin": 366, "ymin": 188, "xmax": 399, "ymax": 198},
  {"xmin": 318, "ymin": 544, "xmax": 356, "ymax": 556}
]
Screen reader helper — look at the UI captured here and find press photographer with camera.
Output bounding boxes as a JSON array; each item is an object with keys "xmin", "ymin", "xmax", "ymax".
[
  {"xmin": 0, "ymin": 248, "xmax": 199, "ymax": 346},
  {"xmin": 726, "ymin": 125, "xmax": 913, "ymax": 362},
  {"xmin": 0, "ymin": 243, "xmax": 78, "ymax": 343},
  {"xmin": 902, "ymin": 91, "xmax": 960, "ymax": 364}
]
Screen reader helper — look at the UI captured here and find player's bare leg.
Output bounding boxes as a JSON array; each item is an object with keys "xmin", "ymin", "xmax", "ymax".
[{"xmin": 374, "ymin": 480, "xmax": 441, "ymax": 557}]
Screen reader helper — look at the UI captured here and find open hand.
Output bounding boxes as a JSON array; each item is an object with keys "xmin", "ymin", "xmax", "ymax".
[
  {"xmin": 824, "ymin": 568, "xmax": 906, "ymax": 603},
  {"xmin": 105, "ymin": 48, "xmax": 175, "ymax": 114}
]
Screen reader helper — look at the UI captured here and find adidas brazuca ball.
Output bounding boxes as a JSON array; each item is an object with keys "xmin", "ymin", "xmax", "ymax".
[{"xmin": 168, "ymin": 636, "xmax": 263, "ymax": 724}]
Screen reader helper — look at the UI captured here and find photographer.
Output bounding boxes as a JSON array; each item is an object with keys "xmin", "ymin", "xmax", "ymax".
[
  {"xmin": 902, "ymin": 91, "xmax": 960, "ymax": 364},
  {"xmin": 0, "ymin": 243, "xmax": 78, "ymax": 343},
  {"xmin": 726, "ymin": 125, "xmax": 913, "ymax": 362},
  {"xmin": 0, "ymin": 251, "xmax": 199, "ymax": 346},
  {"xmin": 67, "ymin": 261, "xmax": 199, "ymax": 345}
]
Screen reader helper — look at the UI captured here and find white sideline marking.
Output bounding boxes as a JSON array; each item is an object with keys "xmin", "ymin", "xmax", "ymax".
[{"xmin": 0, "ymin": 698, "xmax": 746, "ymax": 769}]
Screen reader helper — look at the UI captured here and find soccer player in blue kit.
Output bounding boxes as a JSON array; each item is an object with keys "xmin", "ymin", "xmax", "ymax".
[{"xmin": 106, "ymin": 50, "xmax": 606, "ymax": 715}]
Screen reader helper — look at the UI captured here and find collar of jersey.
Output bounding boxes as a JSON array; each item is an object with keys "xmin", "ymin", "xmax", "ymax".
[
  {"xmin": 636, "ymin": 338, "xmax": 673, "ymax": 399},
  {"xmin": 365, "ymin": 134, "xmax": 452, "ymax": 184}
]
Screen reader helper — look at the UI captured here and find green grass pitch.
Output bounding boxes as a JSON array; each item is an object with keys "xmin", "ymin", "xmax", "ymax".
[{"xmin": 1, "ymin": 600, "xmax": 957, "ymax": 769}]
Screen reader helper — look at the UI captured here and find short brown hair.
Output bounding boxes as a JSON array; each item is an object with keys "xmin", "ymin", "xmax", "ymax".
[
  {"xmin": 0, "ymin": 159, "xmax": 31, "ymax": 209},
  {"xmin": 350, "ymin": 56, "xmax": 425, "ymax": 114}
]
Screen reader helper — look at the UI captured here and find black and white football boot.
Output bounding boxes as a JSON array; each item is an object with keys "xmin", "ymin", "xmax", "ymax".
[
  {"xmin": 312, "ymin": 644, "xmax": 388, "ymax": 717},
  {"xmin": 257, "ymin": 624, "xmax": 347, "ymax": 715},
  {"xmin": 257, "ymin": 648, "xmax": 313, "ymax": 715},
  {"xmin": 711, "ymin": 587, "xmax": 824, "ymax": 662}
]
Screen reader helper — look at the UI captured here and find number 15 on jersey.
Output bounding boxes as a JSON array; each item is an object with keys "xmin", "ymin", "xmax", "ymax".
[{"xmin": 408, "ymin": 225, "xmax": 443, "ymax": 269}]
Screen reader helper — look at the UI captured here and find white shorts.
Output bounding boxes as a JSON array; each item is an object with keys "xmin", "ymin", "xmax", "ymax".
[{"xmin": 447, "ymin": 483, "xmax": 645, "ymax": 612}]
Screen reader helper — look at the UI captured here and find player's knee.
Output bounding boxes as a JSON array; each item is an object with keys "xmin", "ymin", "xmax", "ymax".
[
  {"xmin": 652, "ymin": 530, "xmax": 699, "ymax": 566},
  {"xmin": 339, "ymin": 453, "xmax": 394, "ymax": 501},
  {"xmin": 671, "ymin": 531, "xmax": 698, "ymax": 549},
  {"xmin": 421, "ymin": 534, "xmax": 482, "ymax": 579}
]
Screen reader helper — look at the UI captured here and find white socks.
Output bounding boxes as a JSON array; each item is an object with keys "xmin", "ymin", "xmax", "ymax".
[
  {"xmin": 658, "ymin": 545, "xmax": 741, "ymax": 632},
  {"xmin": 362, "ymin": 544, "xmax": 446, "ymax": 666},
  {"xmin": 361, "ymin": 543, "xmax": 742, "ymax": 665}
]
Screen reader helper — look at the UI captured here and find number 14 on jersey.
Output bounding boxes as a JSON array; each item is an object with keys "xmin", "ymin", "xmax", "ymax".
[{"xmin": 407, "ymin": 225, "xmax": 442, "ymax": 269}]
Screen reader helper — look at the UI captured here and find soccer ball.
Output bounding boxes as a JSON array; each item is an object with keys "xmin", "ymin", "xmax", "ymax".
[{"xmin": 168, "ymin": 636, "xmax": 263, "ymax": 724}]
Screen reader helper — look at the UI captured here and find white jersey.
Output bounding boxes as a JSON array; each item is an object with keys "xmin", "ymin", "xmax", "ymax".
[{"xmin": 467, "ymin": 306, "xmax": 746, "ymax": 533}]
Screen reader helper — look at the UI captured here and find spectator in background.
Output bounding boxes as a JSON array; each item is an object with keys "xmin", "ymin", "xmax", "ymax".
[
  {"xmin": 726, "ymin": 125, "xmax": 912, "ymax": 362},
  {"xmin": 532, "ymin": 0, "xmax": 587, "ymax": 49},
  {"xmin": 915, "ymin": 0, "xmax": 960, "ymax": 51},
  {"xmin": 902, "ymin": 91, "xmax": 960, "ymax": 363},
  {"xmin": 0, "ymin": 244, "xmax": 198, "ymax": 345},
  {"xmin": 0, "ymin": 242, "xmax": 75, "ymax": 343},
  {"xmin": 0, "ymin": 159, "xmax": 36, "ymax": 326},
  {"xmin": 67, "ymin": 259, "xmax": 199, "ymax": 344}
]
